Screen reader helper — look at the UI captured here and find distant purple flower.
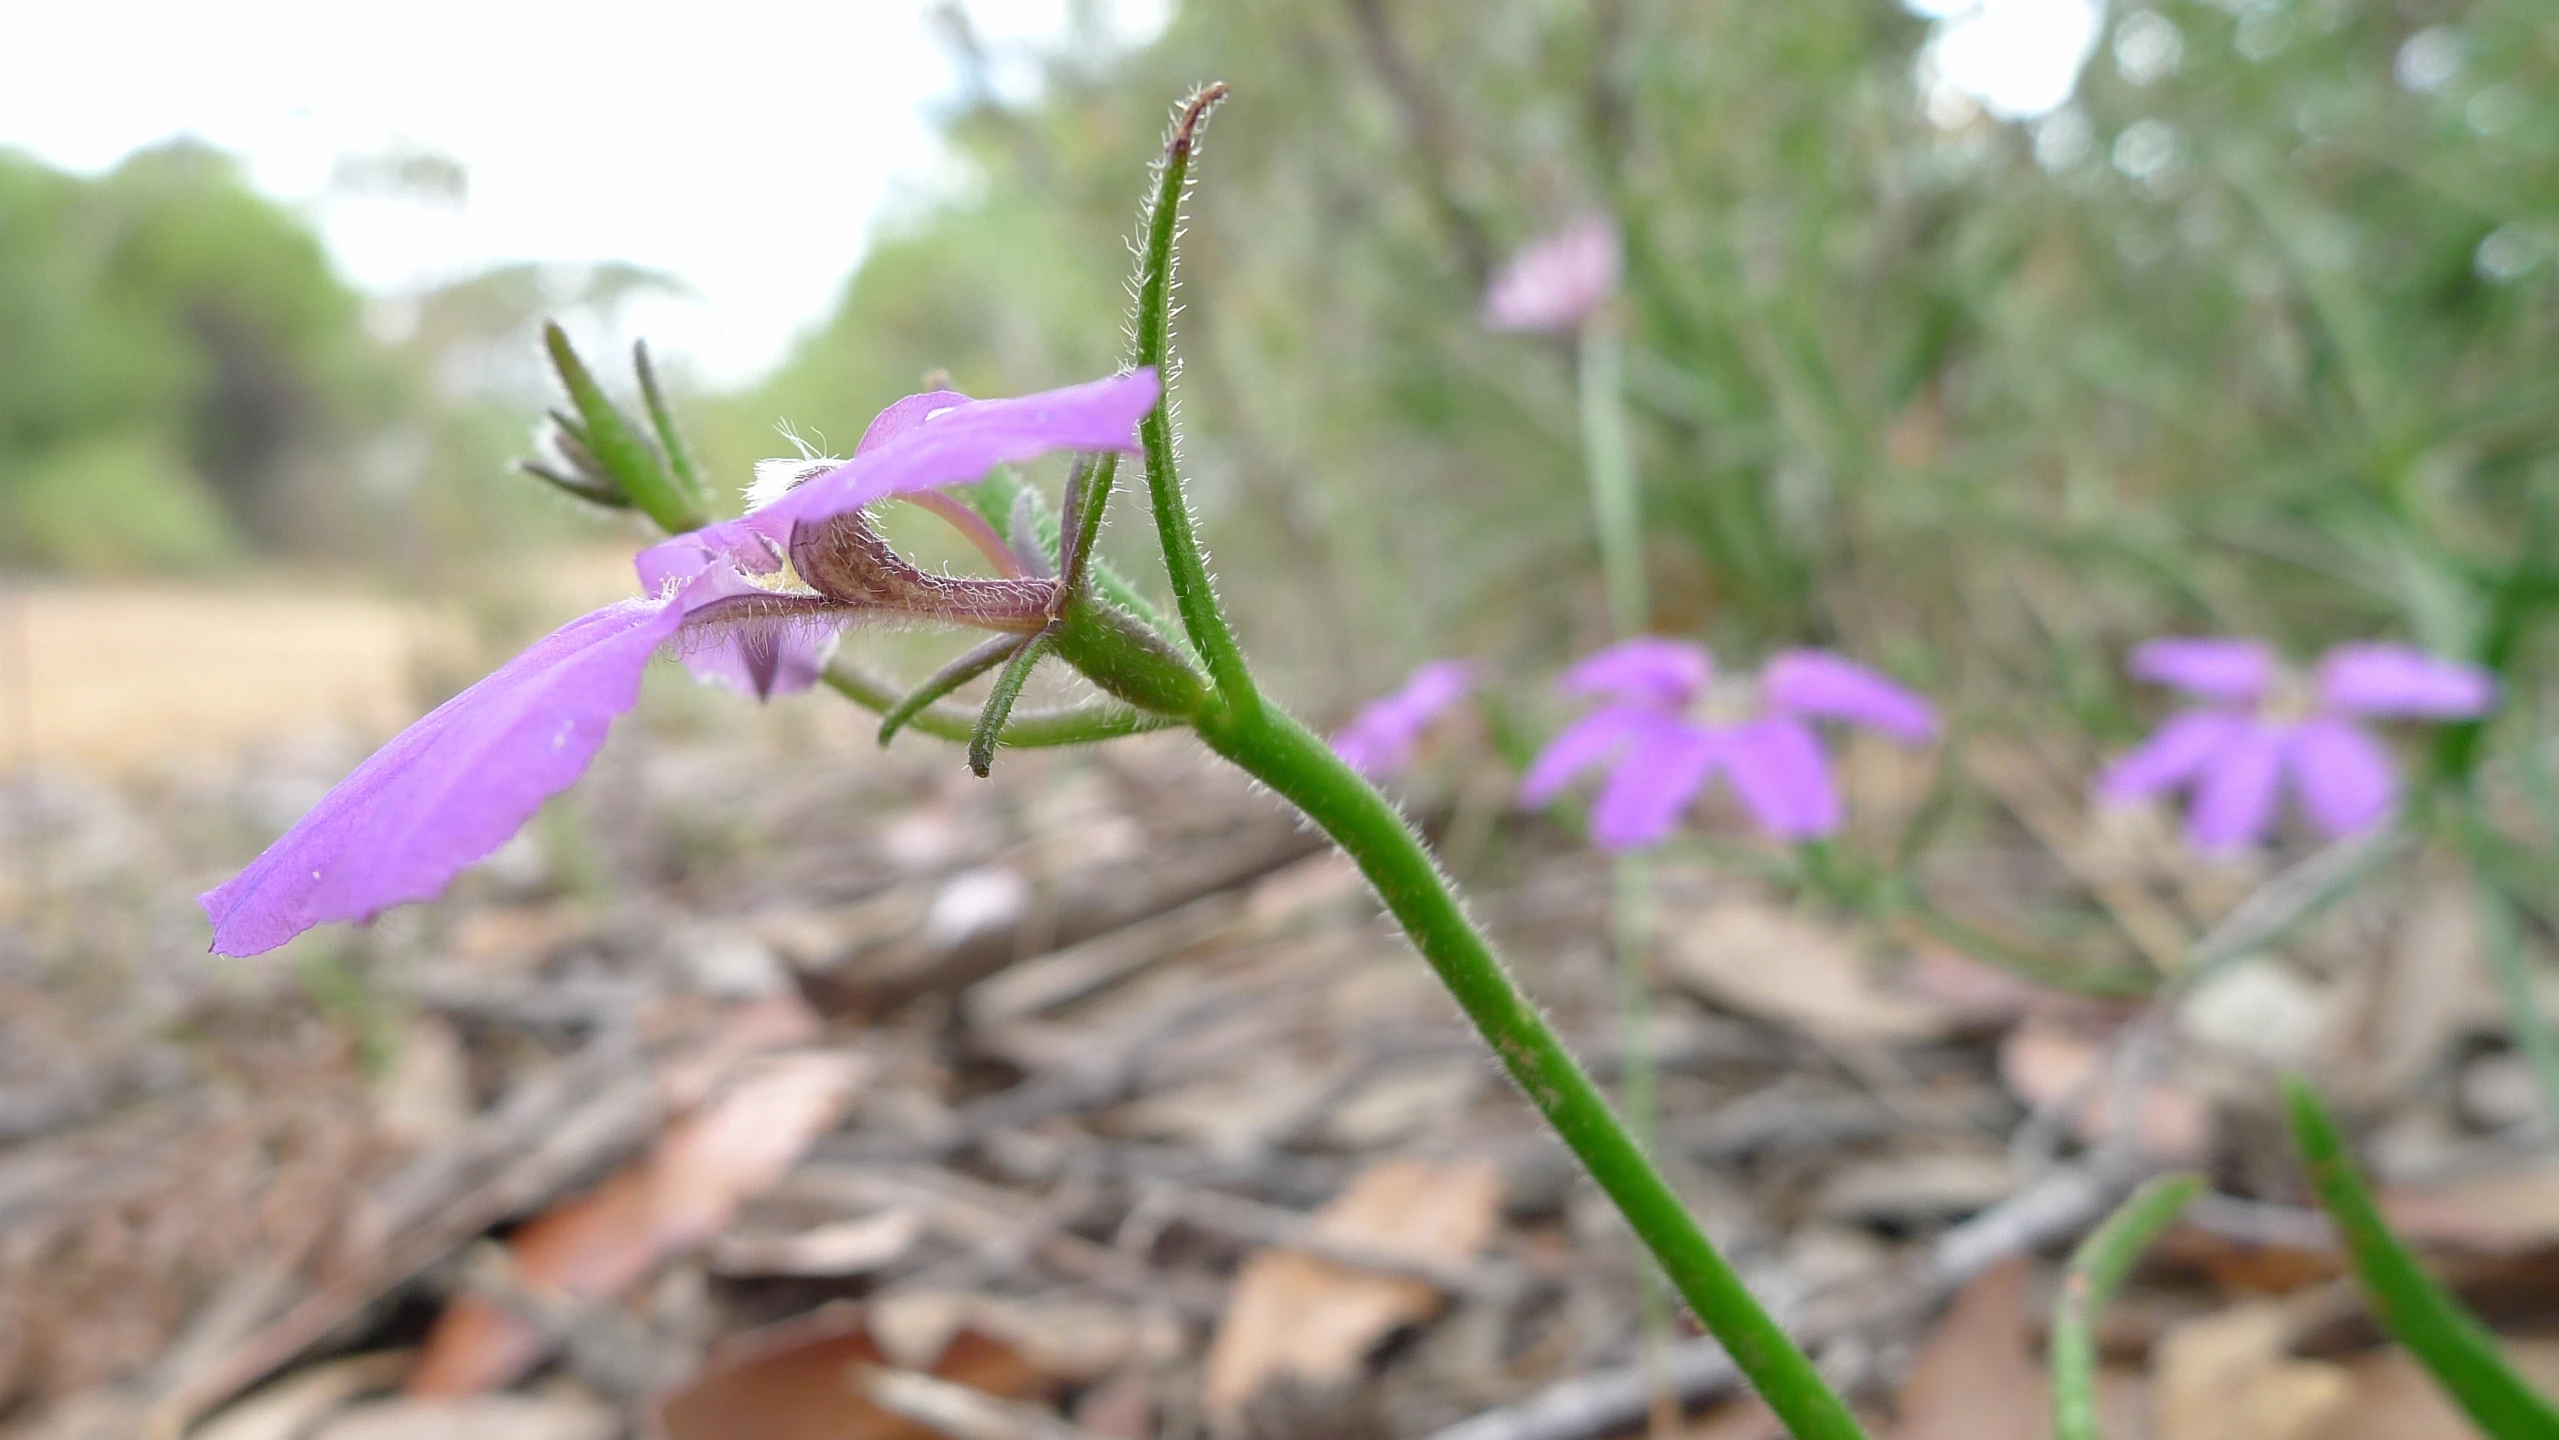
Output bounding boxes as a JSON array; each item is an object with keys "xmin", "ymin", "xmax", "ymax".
[
  {"xmin": 1482, "ymin": 216, "xmax": 1621, "ymax": 334},
  {"xmin": 1332, "ymin": 661, "xmax": 1477, "ymax": 779},
  {"xmin": 2098, "ymin": 637, "xmax": 2496, "ymax": 852},
  {"xmin": 200, "ymin": 370, "xmax": 1160, "ymax": 958},
  {"xmin": 1520, "ymin": 638, "xmax": 1938, "ymax": 850}
]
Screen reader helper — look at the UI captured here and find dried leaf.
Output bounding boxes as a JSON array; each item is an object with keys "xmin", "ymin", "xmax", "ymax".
[
  {"xmin": 2153, "ymin": 1304, "xmax": 2350, "ymax": 1440},
  {"xmin": 1202, "ymin": 1158, "xmax": 1505, "ymax": 1422},
  {"xmin": 1667, "ymin": 901, "xmax": 1953, "ymax": 1042},
  {"xmin": 1889, "ymin": 1257, "xmax": 2048, "ymax": 1440},
  {"xmin": 647, "ymin": 1304, "xmax": 1048, "ymax": 1440},
  {"xmin": 408, "ymin": 1049, "xmax": 869, "ymax": 1396},
  {"xmin": 1999, "ymin": 1018, "xmax": 2207, "ymax": 1160}
]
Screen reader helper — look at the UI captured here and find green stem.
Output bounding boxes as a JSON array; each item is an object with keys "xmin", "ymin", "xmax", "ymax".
[
  {"xmin": 1131, "ymin": 84, "xmax": 1258, "ymax": 712},
  {"xmin": 1578, "ymin": 325, "xmax": 1648, "ymax": 635},
  {"xmin": 1615, "ymin": 851, "xmax": 1675, "ymax": 1434},
  {"xmin": 2284, "ymin": 1077, "xmax": 2559, "ymax": 1439},
  {"xmin": 1195, "ymin": 702, "xmax": 1866, "ymax": 1440},
  {"xmin": 2052, "ymin": 1174, "xmax": 2201, "ymax": 1440}
]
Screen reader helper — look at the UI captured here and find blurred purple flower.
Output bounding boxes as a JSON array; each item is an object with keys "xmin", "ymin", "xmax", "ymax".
[
  {"xmin": 2098, "ymin": 637, "xmax": 2496, "ymax": 852},
  {"xmin": 1520, "ymin": 638, "xmax": 1938, "ymax": 850},
  {"xmin": 200, "ymin": 371, "xmax": 1159, "ymax": 958},
  {"xmin": 1332, "ymin": 661, "xmax": 1477, "ymax": 779},
  {"xmin": 1482, "ymin": 216, "xmax": 1622, "ymax": 334}
]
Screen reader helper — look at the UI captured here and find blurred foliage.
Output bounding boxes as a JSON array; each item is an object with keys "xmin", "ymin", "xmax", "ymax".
[
  {"xmin": 0, "ymin": 141, "xmax": 628, "ymax": 580},
  {"xmin": 717, "ymin": 0, "xmax": 2558, "ymax": 742}
]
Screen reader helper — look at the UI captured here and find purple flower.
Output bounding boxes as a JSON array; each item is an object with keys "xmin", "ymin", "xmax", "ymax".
[
  {"xmin": 200, "ymin": 370, "xmax": 1159, "ymax": 958},
  {"xmin": 2097, "ymin": 637, "xmax": 2496, "ymax": 852},
  {"xmin": 1482, "ymin": 216, "xmax": 1621, "ymax": 334},
  {"xmin": 1520, "ymin": 638, "xmax": 1938, "ymax": 850},
  {"xmin": 1332, "ymin": 661, "xmax": 1477, "ymax": 779}
]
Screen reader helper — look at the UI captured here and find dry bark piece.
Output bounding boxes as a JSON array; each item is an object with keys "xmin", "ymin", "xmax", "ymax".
[
  {"xmin": 1666, "ymin": 901, "xmax": 1953, "ymax": 1043},
  {"xmin": 407, "ymin": 1049, "xmax": 870, "ymax": 1395},
  {"xmin": 1888, "ymin": 1257, "xmax": 2049, "ymax": 1440},
  {"xmin": 646, "ymin": 1304, "xmax": 1050, "ymax": 1440},
  {"xmin": 1202, "ymin": 1157, "xmax": 1505, "ymax": 1423},
  {"xmin": 709, "ymin": 1207, "xmax": 926, "ymax": 1278},
  {"xmin": 192, "ymin": 1352, "xmax": 412, "ymax": 1440}
]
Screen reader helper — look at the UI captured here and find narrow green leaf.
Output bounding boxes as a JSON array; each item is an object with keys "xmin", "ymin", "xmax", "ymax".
[
  {"xmin": 542, "ymin": 322, "xmax": 703, "ymax": 534},
  {"xmin": 969, "ymin": 629, "xmax": 1055, "ymax": 777},
  {"xmin": 826, "ymin": 661, "xmax": 1172, "ymax": 747},
  {"xmin": 2053, "ymin": 1174, "xmax": 2202, "ymax": 1440},
  {"xmin": 632, "ymin": 339, "xmax": 707, "ymax": 512},
  {"xmin": 879, "ymin": 635, "xmax": 1026, "ymax": 747},
  {"xmin": 519, "ymin": 460, "xmax": 630, "ymax": 510},
  {"xmin": 2284, "ymin": 1077, "xmax": 2559, "ymax": 1440}
]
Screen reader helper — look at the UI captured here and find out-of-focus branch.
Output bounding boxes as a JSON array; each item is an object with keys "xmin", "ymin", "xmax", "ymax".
[{"xmin": 1342, "ymin": 0, "xmax": 1493, "ymax": 288}]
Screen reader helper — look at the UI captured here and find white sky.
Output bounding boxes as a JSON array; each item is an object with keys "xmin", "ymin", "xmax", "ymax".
[
  {"xmin": 0, "ymin": 0, "xmax": 1168, "ymax": 384},
  {"xmin": 0, "ymin": 0, "xmax": 2089, "ymax": 386}
]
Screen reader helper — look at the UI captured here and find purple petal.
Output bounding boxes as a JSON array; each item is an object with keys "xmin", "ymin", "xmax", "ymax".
[
  {"xmin": 1482, "ymin": 216, "xmax": 1622, "ymax": 334},
  {"xmin": 1520, "ymin": 704, "xmax": 1655, "ymax": 806},
  {"xmin": 2289, "ymin": 718, "xmax": 2398, "ymax": 837},
  {"xmin": 661, "ymin": 370, "xmax": 1160, "ymax": 577},
  {"xmin": 856, "ymin": 389, "xmax": 975, "ymax": 454},
  {"xmin": 1721, "ymin": 717, "xmax": 1841, "ymax": 840},
  {"xmin": 2096, "ymin": 710, "xmax": 2245, "ymax": 804},
  {"xmin": 200, "ymin": 597, "xmax": 688, "ymax": 957},
  {"xmin": 1761, "ymin": 650, "xmax": 1938, "ymax": 742},
  {"xmin": 669, "ymin": 564, "xmax": 839, "ymax": 700},
  {"xmin": 2316, "ymin": 643, "xmax": 2497, "ymax": 719},
  {"xmin": 1332, "ymin": 661, "xmax": 1477, "ymax": 779},
  {"xmin": 1557, "ymin": 637, "xmax": 1711, "ymax": 707},
  {"xmin": 2126, "ymin": 637, "xmax": 2273, "ymax": 702},
  {"xmin": 1590, "ymin": 719, "xmax": 1720, "ymax": 851},
  {"xmin": 2187, "ymin": 720, "xmax": 2288, "ymax": 852}
]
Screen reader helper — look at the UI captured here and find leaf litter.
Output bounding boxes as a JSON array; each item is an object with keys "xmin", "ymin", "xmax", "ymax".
[{"xmin": 2, "ymin": 706, "xmax": 2558, "ymax": 1440}]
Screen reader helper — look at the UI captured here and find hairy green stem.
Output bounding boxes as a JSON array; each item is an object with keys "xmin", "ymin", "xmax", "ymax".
[
  {"xmin": 2053, "ymin": 1174, "xmax": 2201, "ymax": 1440},
  {"xmin": 1132, "ymin": 84, "xmax": 1257, "ymax": 711},
  {"xmin": 1194, "ymin": 702, "xmax": 1866, "ymax": 1440}
]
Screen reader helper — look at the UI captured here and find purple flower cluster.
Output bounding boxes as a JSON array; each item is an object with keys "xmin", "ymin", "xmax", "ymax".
[
  {"xmin": 201, "ymin": 371, "xmax": 1160, "ymax": 957},
  {"xmin": 2098, "ymin": 638, "xmax": 2494, "ymax": 851},
  {"xmin": 1330, "ymin": 661, "xmax": 1477, "ymax": 780},
  {"xmin": 1518, "ymin": 639, "xmax": 1938, "ymax": 850}
]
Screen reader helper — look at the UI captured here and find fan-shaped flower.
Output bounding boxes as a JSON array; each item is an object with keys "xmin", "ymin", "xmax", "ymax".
[
  {"xmin": 1331, "ymin": 660, "xmax": 1477, "ymax": 779},
  {"xmin": 200, "ymin": 370, "xmax": 1159, "ymax": 957},
  {"xmin": 2097, "ymin": 637, "xmax": 2495, "ymax": 851},
  {"xmin": 1520, "ymin": 638, "xmax": 1937, "ymax": 850}
]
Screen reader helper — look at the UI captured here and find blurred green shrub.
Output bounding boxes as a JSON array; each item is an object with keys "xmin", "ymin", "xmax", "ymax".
[{"xmin": 720, "ymin": 0, "xmax": 2557, "ymax": 730}]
